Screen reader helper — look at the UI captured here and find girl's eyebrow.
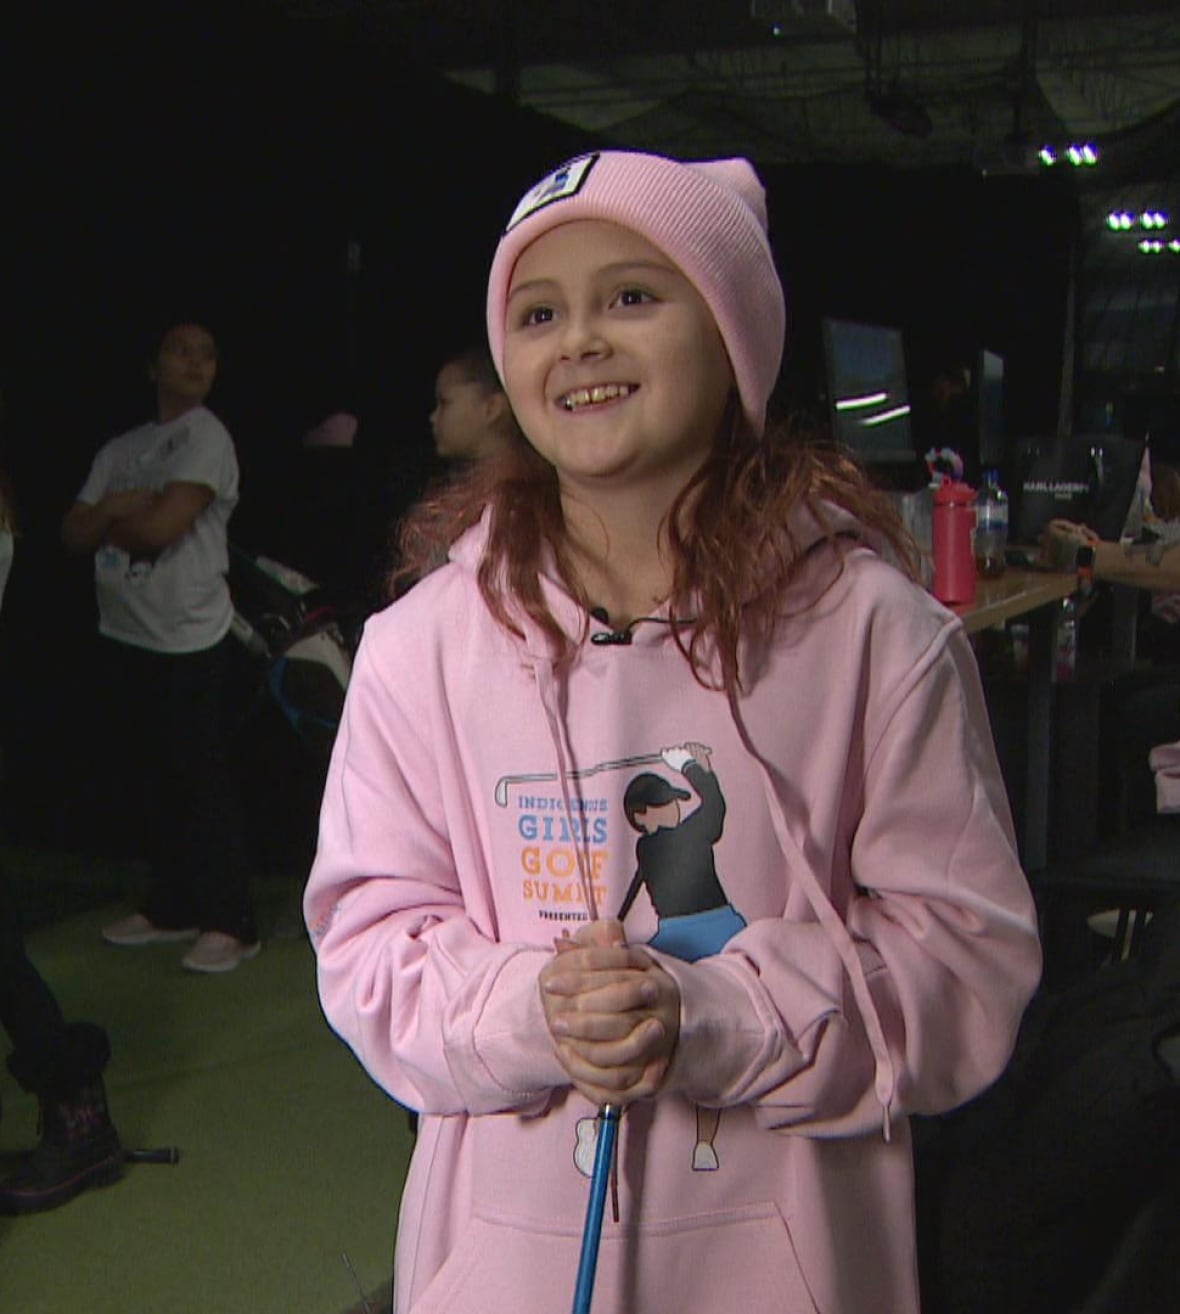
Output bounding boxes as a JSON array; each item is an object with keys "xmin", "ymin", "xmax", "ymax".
[
  {"xmin": 597, "ymin": 259, "xmax": 675, "ymax": 278},
  {"xmin": 506, "ymin": 259, "xmax": 677, "ymax": 305},
  {"xmin": 506, "ymin": 277, "xmax": 558, "ymax": 305}
]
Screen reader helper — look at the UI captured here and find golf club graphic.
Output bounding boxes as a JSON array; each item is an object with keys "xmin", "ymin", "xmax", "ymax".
[{"xmin": 495, "ymin": 752, "xmax": 677, "ymax": 807}]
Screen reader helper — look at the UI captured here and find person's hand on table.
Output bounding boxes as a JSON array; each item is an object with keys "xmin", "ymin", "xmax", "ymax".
[{"xmin": 1038, "ymin": 519, "xmax": 1098, "ymax": 571}]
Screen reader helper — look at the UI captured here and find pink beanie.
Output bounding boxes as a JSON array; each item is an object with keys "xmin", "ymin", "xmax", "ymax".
[{"xmin": 486, "ymin": 151, "xmax": 786, "ymax": 436}]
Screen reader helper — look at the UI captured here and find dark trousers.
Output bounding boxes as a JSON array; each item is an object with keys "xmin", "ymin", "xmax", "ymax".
[
  {"xmin": 0, "ymin": 871, "xmax": 108, "ymax": 1098},
  {"xmin": 96, "ymin": 634, "xmax": 255, "ymax": 940}
]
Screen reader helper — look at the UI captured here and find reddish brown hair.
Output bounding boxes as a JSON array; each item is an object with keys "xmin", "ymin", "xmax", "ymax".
[{"xmin": 394, "ymin": 406, "xmax": 919, "ymax": 693}]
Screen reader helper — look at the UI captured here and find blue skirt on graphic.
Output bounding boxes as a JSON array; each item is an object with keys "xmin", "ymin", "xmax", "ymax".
[{"xmin": 648, "ymin": 905, "xmax": 747, "ymax": 962}]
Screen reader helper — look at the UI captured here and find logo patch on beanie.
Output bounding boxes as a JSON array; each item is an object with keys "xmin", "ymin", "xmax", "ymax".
[{"xmin": 505, "ymin": 154, "xmax": 599, "ymax": 232}]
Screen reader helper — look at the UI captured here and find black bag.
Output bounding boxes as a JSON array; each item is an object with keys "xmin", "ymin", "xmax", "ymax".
[
  {"xmin": 915, "ymin": 898, "xmax": 1180, "ymax": 1314},
  {"xmin": 1008, "ymin": 434, "xmax": 1145, "ymax": 546}
]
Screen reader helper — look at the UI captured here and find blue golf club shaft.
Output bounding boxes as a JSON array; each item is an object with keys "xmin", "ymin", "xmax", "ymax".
[{"xmin": 571, "ymin": 1104, "xmax": 621, "ymax": 1314}]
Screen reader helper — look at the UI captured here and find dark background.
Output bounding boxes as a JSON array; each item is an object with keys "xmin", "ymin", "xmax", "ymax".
[{"xmin": 0, "ymin": 3, "xmax": 1075, "ymax": 850}]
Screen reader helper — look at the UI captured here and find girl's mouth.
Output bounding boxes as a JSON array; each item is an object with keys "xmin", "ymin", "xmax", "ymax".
[{"xmin": 558, "ymin": 383, "xmax": 636, "ymax": 412}]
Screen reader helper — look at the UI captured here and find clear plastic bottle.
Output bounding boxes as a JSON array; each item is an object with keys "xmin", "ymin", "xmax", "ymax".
[
  {"xmin": 1054, "ymin": 595, "xmax": 1078, "ymax": 681},
  {"xmin": 974, "ymin": 468, "xmax": 1009, "ymax": 578}
]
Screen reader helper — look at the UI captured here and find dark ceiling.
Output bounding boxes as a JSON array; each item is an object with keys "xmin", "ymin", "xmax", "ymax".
[
  {"xmin": 265, "ymin": 1, "xmax": 1180, "ymax": 167},
  {"xmin": 2, "ymin": 0, "xmax": 1177, "ymax": 450},
  {"xmin": 262, "ymin": 0, "xmax": 1180, "ymax": 408}
]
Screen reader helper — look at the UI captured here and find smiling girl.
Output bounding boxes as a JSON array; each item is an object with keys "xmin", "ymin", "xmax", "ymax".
[{"xmin": 306, "ymin": 151, "xmax": 1040, "ymax": 1314}]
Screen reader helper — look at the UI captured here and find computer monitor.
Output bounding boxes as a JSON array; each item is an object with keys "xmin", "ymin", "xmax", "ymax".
[
  {"xmin": 1008, "ymin": 433, "xmax": 1145, "ymax": 546},
  {"xmin": 822, "ymin": 317, "xmax": 915, "ymax": 464}
]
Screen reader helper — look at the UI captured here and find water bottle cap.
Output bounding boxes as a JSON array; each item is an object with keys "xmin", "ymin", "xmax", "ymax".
[{"xmin": 933, "ymin": 479, "xmax": 976, "ymax": 507}]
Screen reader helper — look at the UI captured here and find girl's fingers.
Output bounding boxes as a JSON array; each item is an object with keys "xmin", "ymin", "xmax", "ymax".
[
  {"xmin": 568, "ymin": 918, "xmax": 626, "ymax": 949},
  {"xmin": 549, "ymin": 1007, "xmax": 653, "ymax": 1042},
  {"xmin": 557, "ymin": 1017, "xmax": 666, "ymax": 1065},
  {"xmin": 543, "ymin": 975, "xmax": 658, "ymax": 1021},
  {"xmin": 556, "ymin": 1043, "xmax": 647, "ymax": 1094},
  {"xmin": 541, "ymin": 950, "xmax": 653, "ymax": 992},
  {"xmin": 560, "ymin": 1048, "xmax": 673, "ymax": 1107}
]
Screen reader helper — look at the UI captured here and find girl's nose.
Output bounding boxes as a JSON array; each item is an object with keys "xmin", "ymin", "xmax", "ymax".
[{"xmin": 558, "ymin": 308, "xmax": 609, "ymax": 361}]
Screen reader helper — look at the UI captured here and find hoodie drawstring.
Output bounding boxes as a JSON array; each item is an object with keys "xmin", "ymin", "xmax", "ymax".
[
  {"xmin": 535, "ymin": 655, "xmax": 624, "ymax": 1221},
  {"xmin": 729, "ymin": 690, "xmax": 898, "ymax": 1142},
  {"xmin": 535, "ymin": 657, "xmax": 601, "ymax": 921}
]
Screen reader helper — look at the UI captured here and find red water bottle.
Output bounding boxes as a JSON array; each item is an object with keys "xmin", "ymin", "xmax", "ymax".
[{"xmin": 932, "ymin": 479, "xmax": 977, "ymax": 604}]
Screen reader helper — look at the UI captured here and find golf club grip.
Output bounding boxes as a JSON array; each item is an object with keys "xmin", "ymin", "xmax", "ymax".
[{"xmin": 571, "ymin": 1105, "xmax": 620, "ymax": 1314}]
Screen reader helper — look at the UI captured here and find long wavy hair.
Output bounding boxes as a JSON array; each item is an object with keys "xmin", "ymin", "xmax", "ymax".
[{"xmin": 394, "ymin": 400, "xmax": 919, "ymax": 693}]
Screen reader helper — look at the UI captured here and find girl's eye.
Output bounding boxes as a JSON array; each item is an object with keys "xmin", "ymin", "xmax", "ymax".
[
  {"xmin": 616, "ymin": 287, "xmax": 653, "ymax": 308},
  {"xmin": 521, "ymin": 305, "xmax": 555, "ymax": 327}
]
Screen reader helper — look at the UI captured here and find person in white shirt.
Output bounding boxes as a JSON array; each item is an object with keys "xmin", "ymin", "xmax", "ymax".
[{"xmin": 62, "ymin": 322, "xmax": 258, "ymax": 973}]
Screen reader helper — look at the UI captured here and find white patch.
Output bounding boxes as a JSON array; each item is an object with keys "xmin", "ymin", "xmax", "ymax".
[
  {"xmin": 573, "ymin": 1116, "xmax": 597, "ymax": 1177},
  {"xmin": 506, "ymin": 154, "xmax": 600, "ymax": 232},
  {"xmin": 692, "ymin": 1141, "xmax": 720, "ymax": 1172}
]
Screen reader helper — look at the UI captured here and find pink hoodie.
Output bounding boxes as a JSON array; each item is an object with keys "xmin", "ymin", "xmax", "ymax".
[{"xmin": 306, "ymin": 508, "xmax": 1041, "ymax": 1314}]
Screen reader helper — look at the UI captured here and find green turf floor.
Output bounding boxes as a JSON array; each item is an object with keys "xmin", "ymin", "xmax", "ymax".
[{"xmin": 0, "ymin": 855, "xmax": 412, "ymax": 1314}]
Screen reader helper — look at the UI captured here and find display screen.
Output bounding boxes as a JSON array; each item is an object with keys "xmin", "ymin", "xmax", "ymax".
[{"xmin": 822, "ymin": 318, "xmax": 915, "ymax": 463}]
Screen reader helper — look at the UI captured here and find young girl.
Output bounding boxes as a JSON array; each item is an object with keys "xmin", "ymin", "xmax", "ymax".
[
  {"xmin": 429, "ymin": 344, "xmax": 524, "ymax": 465},
  {"xmin": 306, "ymin": 151, "xmax": 1041, "ymax": 1314}
]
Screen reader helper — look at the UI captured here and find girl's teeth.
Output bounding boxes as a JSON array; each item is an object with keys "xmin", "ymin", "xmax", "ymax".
[{"xmin": 560, "ymin": 384, "xmax": 633, "ymax": 411}]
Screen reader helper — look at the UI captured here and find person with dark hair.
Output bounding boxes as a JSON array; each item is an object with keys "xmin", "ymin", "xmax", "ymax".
[
  {"xmin": 61, "ymin": 322, "xmax": 258, "ymax": 973},
  {"xmin": 306, "ymin": 152, "xmax": 1040, "ymax": 1313},
  {"xmin": 429, "ymin": 344, "xmax": 524, "ymax": 464},
  {"xmin": 0, "ymin": 426, "xmax": 123, "ymax": 1213}
]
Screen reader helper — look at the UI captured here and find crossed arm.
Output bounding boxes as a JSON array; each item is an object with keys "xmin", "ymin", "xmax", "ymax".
[{"xmin": 61, "ymin": 482, "xmax": 215, "ymax": 556}]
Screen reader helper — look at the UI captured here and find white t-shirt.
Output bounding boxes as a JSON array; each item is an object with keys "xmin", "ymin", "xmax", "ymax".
[{"xmin": 77, "ymin": 406, "xmax": 239, "ymax": 653}]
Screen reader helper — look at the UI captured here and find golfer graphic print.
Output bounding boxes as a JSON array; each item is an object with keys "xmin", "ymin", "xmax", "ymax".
[
  {"xmin": 620, "ymin": 742, "xmax": 746, "ymax": 961},
  {"xmin": 576, "ymin": 741, "xmax": 745, "ymax": 1176}
]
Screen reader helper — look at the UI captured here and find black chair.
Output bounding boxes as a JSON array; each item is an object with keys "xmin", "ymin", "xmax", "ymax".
[
  {"xmin": 1075, "ymin": 1189, "xmax": 1180, "ymax": 1314},
  {"xmin": 1033, "ymin": 819, "xmax": 1180, "ymax": 988},
  {"xmin": 1033, "ymin": 662, "xmax": 1180, "ymax": 989},
  {"xmin": 914, "ymin": 900, "xmax": 1180, "ymax": 1314}
]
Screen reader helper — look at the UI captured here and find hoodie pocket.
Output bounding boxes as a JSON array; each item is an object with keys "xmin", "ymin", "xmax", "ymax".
[{"xmin": 407, "ymin": 1202, "xmax": 820, "ymax": 1314}]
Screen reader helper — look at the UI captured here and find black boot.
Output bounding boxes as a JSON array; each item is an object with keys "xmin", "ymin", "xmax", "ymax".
[{"xmin": 0, "ymin": 1075, "xmax": 124, "ymax": 1214}]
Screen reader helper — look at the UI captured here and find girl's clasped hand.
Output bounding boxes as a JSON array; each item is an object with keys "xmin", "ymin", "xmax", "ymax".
[{"xmin": 540, "ymin": 918, "xmax": 680, "ymax": 1108}]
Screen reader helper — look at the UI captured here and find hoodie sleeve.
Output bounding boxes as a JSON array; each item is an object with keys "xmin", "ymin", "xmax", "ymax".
[
  {"xmin": 659, "ymin": 619, "xmax": 1042, "ymax": 1137},
  {"xmin": 304, "ymin": 621, "xmax": 569, "ymax": 1117}
]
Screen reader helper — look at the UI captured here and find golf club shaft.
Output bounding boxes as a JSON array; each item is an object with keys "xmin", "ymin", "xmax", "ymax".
[
  {"xmin": 494, "ymin": 754, "xmax": 665, "ymax": 806},
  {"xmin": 571, "ymin": 1104, "xmax": 620, "ymax": 1314}
]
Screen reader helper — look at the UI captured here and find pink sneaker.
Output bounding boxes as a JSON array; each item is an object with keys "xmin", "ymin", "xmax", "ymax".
[
  {"xmin": 181, "ymin": 932, "xmax": 261, "ymax": 974},
  {"xmin": 102, "ymin": 913, "xmax": 198, "ymax": 947}
]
